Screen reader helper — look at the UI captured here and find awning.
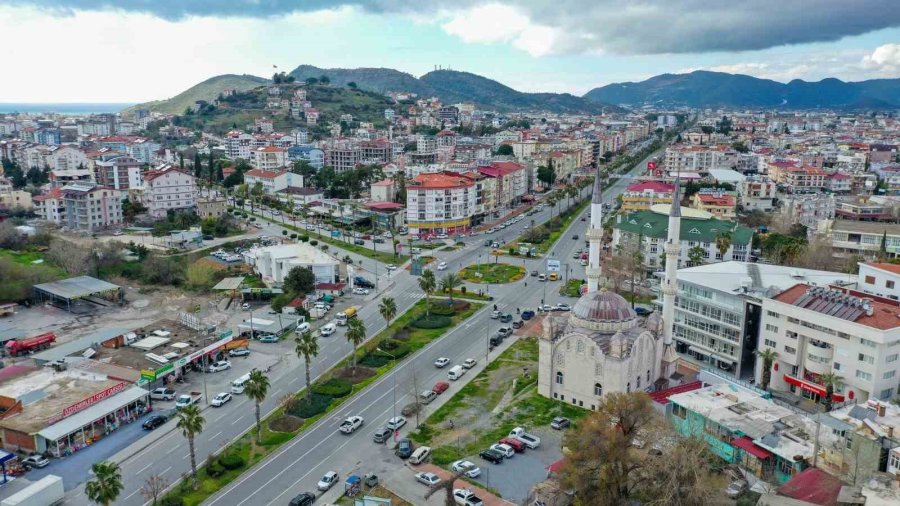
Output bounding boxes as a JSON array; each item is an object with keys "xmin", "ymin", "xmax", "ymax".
[
  {"xmin": 732, "ymin": 436, "xmax": 773, "ymax": 459},
  {"xmin": 37, "ymin": 386, "xmax": 148, "ymax": 443},
  {"xmin": 783, "ymin": 375, "xmax": 844, "ymax": 402}
]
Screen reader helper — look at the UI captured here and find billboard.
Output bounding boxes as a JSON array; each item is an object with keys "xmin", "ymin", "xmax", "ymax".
[{"xmin": 546, "ymin": 259, "xmax": 561, "ymax": 272}]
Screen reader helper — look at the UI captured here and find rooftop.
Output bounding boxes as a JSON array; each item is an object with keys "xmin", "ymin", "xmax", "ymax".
[
  {"xmin": 625, "ymin": 180, "xmax": 674, "ymax": 193},
  {"xmin": 616, "ymin": 209, "xmax": 752, "ymax": 244},
  {"xmin": 33, "ymin": 276, "xmax": 120, "ymax": 300},
  {"xmin": 411, "ymin": 172, "xmax": 474, "ymax": 190},
  {"xmin": 774, "ymin": 284, "xmax": 900, "ymax": 330},
  {"xmin": 676, "ymin": 261, "xmax": 855, "ymax": 299},
  {"xmin": 245, "ymin": 169, "xmax": 287, "ymax": 179},
  {"xmin": 244, "ymin": 243, "xmax": 337, "ymax": 266}
]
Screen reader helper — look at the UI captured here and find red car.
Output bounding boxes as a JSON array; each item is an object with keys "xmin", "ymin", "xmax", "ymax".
[
  {"xmin": 432, "ymin": 381, "xmax": 450, "ymax": 394},
  {"xmin": 499, "ymin": 437, "xmax": 526, "ymax": 453}
]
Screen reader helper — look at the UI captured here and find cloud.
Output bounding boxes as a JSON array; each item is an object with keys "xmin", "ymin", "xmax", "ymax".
[
  {"xmin": 862, "ymin": 43, "xmax": 900, "ymax": 74},
  {"xmin": 6, "ymin": 0, "xmax": 900, "ymax": 55}
]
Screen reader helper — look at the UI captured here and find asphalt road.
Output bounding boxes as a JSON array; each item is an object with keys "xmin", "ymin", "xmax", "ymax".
[{"xmin": 60, "ymin": 144, "xmax": 661, "ymax": 506}]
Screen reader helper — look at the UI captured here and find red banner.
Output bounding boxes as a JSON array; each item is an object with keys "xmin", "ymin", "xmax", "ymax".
[{"xmin": 48, "ymin": 382, "xmax": 127, "ymax": 425}]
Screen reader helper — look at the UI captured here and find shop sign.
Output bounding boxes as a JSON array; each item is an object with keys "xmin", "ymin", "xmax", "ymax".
[
  {"xmin": 546, "ymin": 259, "xmax": 561, "ymax": 272},
  {"xmin": 47, "ymin": 382, "xmax": 127, "ymax": 425},
  {"xmin": 187, "ymin": 333, "xmax": 236, "ymax": 363},
  {"xmin": 141, "ymin": 363, "xmax": 174, "ymax": 382}
]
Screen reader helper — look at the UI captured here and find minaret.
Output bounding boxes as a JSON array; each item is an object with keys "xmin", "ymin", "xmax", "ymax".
[
  {"xmin": 585, "ymin": 166, "xmax": 604, "ymax": 293},
  {"xmin": 660, "ymin": 177, "xmax": 681, "ymax": 382}
]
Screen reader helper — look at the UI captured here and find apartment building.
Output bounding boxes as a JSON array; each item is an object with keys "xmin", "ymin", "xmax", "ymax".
[
  {"xmin": 621, "ymin": 180, "xmax": 675, "ymax": 212},
  {"xmin": 287, "ymin": 146, "xmax": 324, "ymax": 169},
  {"xmin": 665, "ymin": 145, "xmax": 729, "ymax": 173},
  {"xmin": 60, "ymin": 183, "xmax": 123, "ymax": 231},
  {"xmin": 0, "ymin": 189, "xmax": 32, "ymax": 210},
  {"xmin": 760, "ymin": 285, "xmax": 900, "ymax": 404},
  {"xmin": 830, "ymin": 220, "xmax": 900, "ymax": 258},
  {"xmin": 477, "ymin": 161, "xmax": 527, "ymax": 211},
  {"xmin": 134, "ymin": 166, "xmax": 198, "ymax": 219},
  {"xmin": 249, "ymin": 146, "xmax": 288, "ymax": 171},
  {"xmin": 32, "ymin": 188, "xmax": 64, "ymax": 225},
  {"xmin": 224, "ymin": 130, "xmax": 253, "ymax": 160},
  {"xmin": 323, "ymin": 143, "xmax": 361, "ymax": 172},
  {"xmin": 691, "ymin": 190, "xmax": 737, "ymax": 220},
  {"xmin": 46, "ymin": 145, "xmax": 88, "ymax": 171},
  {"xmin": 770, "ymin": 164, "xmax": 828, "ymax": 191},
  {"xmin": 406, "ymin": 172, "xmax": 476, "ymax": 236},
  {"xmin": 835, "ymin": 196, "xmax": 895, "ymax": 221},
  {"xmin": 93, "ymin": 154, "xmax": 142, "ymax": 190},
  {"xmin": 739, "ymin": 179, "xmax": 777, "ymax": 211},
  {"xmin": 783, "ymin": 193, "xmax": 836, "ymax": 231},
  {"xmin": 858, "ymin": 262, "xmax": 900, "ymax": 300},
  {"xmin": 197, "ymin": 196, "xmax": 227, "ymax": 219},
  {"xmin": 244, "ymin": 169, "xmax": 303, "ymax": 195}
]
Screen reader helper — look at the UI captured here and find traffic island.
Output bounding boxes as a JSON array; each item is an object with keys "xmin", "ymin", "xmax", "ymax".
[{"xmin": 459, "ymin": 264, "xmax": 526, "ymax": 284}]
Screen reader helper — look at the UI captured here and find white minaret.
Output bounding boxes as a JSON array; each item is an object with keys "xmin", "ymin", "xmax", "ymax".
[
  {"xmin": 585, "ymin": 166, "xmax": 604, "ymax": 293},
  {"xmin": 660, "ymin": 177, "xmax": 681, "ymax": 382}
]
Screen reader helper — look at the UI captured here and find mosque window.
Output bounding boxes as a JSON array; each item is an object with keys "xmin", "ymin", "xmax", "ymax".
[
  {"xmin": 566, "ymin": 340, "xmax": 571, "ymax": 351},
  {"xmin": 576, "ymin": 340, "xmax": 585, "ymax": 354},
  {"xmin": 627, "ymin": 382, "xmax": 631, "ymax": 393},
  {"xmin": 556, "ymin": 372, "xmax": 564, "ymax": 385},
  {"xmin": 556, "ymin": 353, "xmax": 564, "ymax": 366},
  {"xmin": 594, "ymin": 383, "xmax": 603, "ymax": 396},
  {"xmin": 689, "ymin": 228, "xmax": 701, "ymax": 234},
  {"xmin": 636, "ymin": 376, "xmax": 641, "ymax": 389}
]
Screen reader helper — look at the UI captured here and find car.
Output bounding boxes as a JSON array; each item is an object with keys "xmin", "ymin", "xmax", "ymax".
[
  {"xmin": 489, "ymin": 443, "xmax": 515, "ymax": 458},
  {"xmin": 500, "ymin": 313, "xmax": 512, "ymax": 323},
  {"xmin": 386, "ymin": 416, "xmax": 407, "ymax": 431},
  {"xmin": 434, "ymin": 357, "xmax": 451, "ymax": 368},
  {"xmin": 373, "ymin": 427, "xmax": 393, "ymax": 443},
  {"xmin": 415, "ymin": 471, "xmax": 441, "ymax": 486},
  {"xmin": 142, "ymin": 414, "xmax": 168, "ymax": 430},
  {"xmin": 498, "ymin": 437, "xmax": 526, "ymax": 453},
  {"xmin": 537, "ymin": 304, "xmax": 553, "ymax": 312},
  {"xmin": 437, "ymin": 261, "xmax": 448, "ymax": 270},
  {"xmin": 339, "ymin": 415, "xmax": 365, "ymax": 434},
  {"xmin": 432, "ymin": 381, "xmax": 450, "ymax": 394},
  {"xmin": 512, "ymin": 320, "xmax": 523, "ymax": 329},
  {"xmin": 580, "ymin": 216, "xmax": 586, "ymax": 221},
  {"xmin": 479, "ymin": 448, "xmax": 504, "ymax": 464},
  {"xmin": 112, "ymin": 230, "xmax": 124, "ymax": 236},
  {"xmin": 462, "ymin": 358, "xmax": 477, "ymax": 369},
  {"xmin": 396, "ymin": 438, "xmax": 414, "ymax": 459},
  {"xmin": 490, "ymin": 310, "xmax": 501, "ymax": 319},
  {"xmin": 317, "ymin": 471, "xmax": 339, "ymax": 491},
  {"xmin": 726, "ymin": 480, "xmax": 748, "ymax": 498},
  {"xmin": 208, "ymin": 360, "xmax": 232, "ymax": 372},
  {"xmin": 554, "ymin": 303, "xmax": 572, "ymax": 312},
  {"xmin": 538, "ymin": 274, "xmax": 547, "ymax": 281},
  {"xmin": 451, "ymin": 460, "xmax": 481, "ymax": 478},
  {"xmin": 635, "ymin": 307, "xmax": 653, "ymax": 316},
  {"xmin": 258, "ymin": 335, "xmax": 278, "ymax": 343},
  {"xmin": 530, "ymin": 270, "xmax": 539, "ymax": 276},
  {"xmin": 551, "ymin": 416, "xmax": 571, "ymax": 429},
  {"xmin": 386, "ymin": 264, "xmax": 397, "ymax": 270},
  {"xmin": 21, "ymin": 455, "xmax": 50, "ymax": 469},
  {"xmin": 353, "ymin": 287, "xmax": 370, "ymax": 295},
  {"xmin": 211, "ymin": 392, "xmax": 232, "ymax": 407},
  {"xmin": 436, "ymin": 234, "xmax": 449, "ymax": 239},
  {"xmin": 383, "ymin": 231, "xmax": 393, "ymax": 238},
  {"xmin": 498, "ymin": 327, "xmax": 513, "ymax": 337},
  {"xmin": 150, "ymin": 387, "xmax": 177, "ymax": 401},
  {"xmin": 241, "ymin": 303, "xmax": 251, "ymax": 310},
  {"xmin": 521, "ymin": 310, "xmax": 535, "ymax": 320},
  {"xmin": 228, "ymin": 348, "xmax": 250, "ymax": 357},
  {"xmin": 572, "ymin": 235, "xmax": 579, "ymax": 240},
  {"xmin": 453, "ymin": 488, "xmax": 485, "ymax": 506}
]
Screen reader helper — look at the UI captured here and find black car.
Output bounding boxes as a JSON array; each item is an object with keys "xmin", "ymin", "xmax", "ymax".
[
  {"xmin": 396, "ymin": 438, "xmax": 414, "ymax": 459},
  {"xmin": 500, "ymin": 314, "xmax": 512, "ymax": 323},
  {"xmin": 373, "ymin": 427, "xmax": 392, "ymax": 444},
  {"xmin": 572, "ymin": 234, "xmax": 579, "ymax": 240},
  {"xmin": 479, "ymin": 449, "xmax": 504, "ymax": 464},
  {"xmin": 489, "ymin": 336, "xmax": 502, "ymax": 348},
  {"xmin": 288, "ymin": 492, "xmax": 316, "ymax": 506},
  {"xmin": 354, "ymin": 277, "xmax": 375, "ymax": 289},
  {"xmin": 635, "ymin": 307, "xmax": 653, "ymax": 316},
  {"xmin": 354, "ymin": 239, "xmax": 365, "ymax": 245},
  {"xmin": 142, "ymin": 415, "xmax": 168, "ymax": 430}
]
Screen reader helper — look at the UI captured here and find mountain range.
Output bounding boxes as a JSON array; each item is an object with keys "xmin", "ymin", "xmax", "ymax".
[{"xmin": 583, "ymin": 70, "xmax": 900, "ymax": 109}]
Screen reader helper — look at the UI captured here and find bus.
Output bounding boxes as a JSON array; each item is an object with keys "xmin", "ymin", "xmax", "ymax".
[{"xmin": 231, "ymin": 373, "xmax": 252, "ymax": 394}]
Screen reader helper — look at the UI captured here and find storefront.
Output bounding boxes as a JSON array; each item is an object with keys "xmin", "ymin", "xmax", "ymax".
[
  {"xmin": 138, "ymin": 330, "xmax": 235, "ymax": 388},
  {"xmin": 36, "ymin": 385, "xmax": 149, "ymax": 457}
]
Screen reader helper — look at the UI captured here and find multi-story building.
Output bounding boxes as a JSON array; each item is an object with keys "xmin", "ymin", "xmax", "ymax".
[
  {"xmin": 760, "ymin": 284, "xmax": 900, "ymax": 404},
  {"xmin": 835, "ymin": 196, "xmax": 895, "ymax": 221},
  {"xmin": 738, "ymin": 178, "xmax": 777, "ymax": 211},
  {"xmin": 621, "ymin": 180, "xmax": 674, "ymax": 212},
  {"xmin": 858, "ymin": 262, "xmax": 900, "ymax": 300},
  {"xmin": 830, "ymin": 220, "xmax": 900, "ymax": 258},
  {"xmin": 0, "ymin": 189, "xmax": 32, "ymax": 210},
  {"xmin": 690, "ymin": 190, "xmax": 736, "ymax": 220},
  {"xmin": 93, "ymin": 154, "xmax": 141, "ymax": 190},
  {"xmin": 46, "ymin": 145, "xmax": 88, "ymax": 171},
  {"xmin": 477, "ymin": 161, "xmax": 527, "ymax": 211},
  {"xmin": 370, "ymin": 178, "xmax": 396, "ymax": 203},
  {"xmin": 244, "ymin": 169, "xmax": 303, "ymax": 195},
  {"xmin": 134, "ymin": 166, "xmax": 198, "ymax": 219},
  {"xmin": 224, "ymin": 130, "xmax": 253, "ymax": 160},
  {"xmin": 664, "ymin": 145, "xmax": 729, "ymax": 173},
  {"xmin": 128, "ymin": 138, "xmax": 160, "ymax": 165},
  {"xmin": 197, "ymin": 196, "xmax": 227, "ymax": 219},
  {"xmin": 323, "ymin": 142, "xmax": 361, "ymax": 172},
  {"xmin": 249, "ymin": 146, "xmax": 287, "ymax": 171},
  {"xmin": 406, "ymin": 172, "xmax": 476, "ymax": 236},
  {"xmin": 32, "ymin": 188, "xmax": 64, "ymax": 225},
  {"xmin": 771, "ymin": 165, "xmax": 828, "ymax": 191},
  {"xmin": 60, "ymin": 183, "xmax": 123, "ymax": 231},
  {"xmin": 783, "ymin": 193, "xmax": 836, "ymax": 231}
]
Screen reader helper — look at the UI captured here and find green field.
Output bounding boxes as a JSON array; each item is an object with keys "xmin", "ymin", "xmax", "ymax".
[{"xmin": 459, "ymin": 263, "xmax": 526, "ymax": 284}]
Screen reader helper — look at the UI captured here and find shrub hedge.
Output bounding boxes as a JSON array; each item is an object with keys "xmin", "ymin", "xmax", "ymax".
[
  {"xmin": 218, "ymin": 453, "xmax": 245, "ymax": 470},
  {"xmin": 286, "ymin": 393, "xmax": 332, "ymax": 418},
  {"xmin": 312, "ymin": 378, "xmax": 353, "ymax": 398},
  {"xmin": 160, "ymin": 498, "xmax": 184, "ymax": 506},
  {"xmin": 207, "ymin": 461, "xmax": 225, "ymax": 478},
  {"xmin": 429, "ymin": 304, "xmax": 456, "ymax": 316},
  {"xmin": 411, "ymin": 314, "xmax": 451, "ymax": 329}
]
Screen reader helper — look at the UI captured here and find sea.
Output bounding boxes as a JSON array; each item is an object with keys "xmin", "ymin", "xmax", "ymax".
[{"xmin": 0, "ymin": 103, "xmax": 136, "ymax": 115}]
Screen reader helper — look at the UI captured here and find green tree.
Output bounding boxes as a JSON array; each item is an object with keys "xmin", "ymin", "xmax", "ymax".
[
  {"xmin": 496, "ymin": 144, "xmax": 514, "ymax": 156},
  {"xmin": 379, "ymin": 297, "xmax": 397, "ymax": 328},
  {"xmin": 715, "ymin": 231, "xmax": 732, "ymax": 260},
  {"xmin": 193, "ymin": 152, "xmax": 202, "ymax": 179},
  {"xmin": 820, "ymin": 371, "xmax": 844, "ymax": 411},
  {"xmin": 418, "ymin": 269, "xmax": 437, "ymax": 316},
  {"xmin": 346, "ymin": 318, "xmax": 367, "ymax": 374},
  {"xmin": 687, "ymin": 245, "xmax": 705, "ymax": 266},
  {"xmin": 757, "ymin": 348, "xmax": 779, "ymax": 391},
  {"xmin": 294, "ymin": 331, "xmax": 319, "ymax": 402},
  {"xmin": 245, "ymin": 369, "xmax": 270, "ymax": 443},
  {"xmin": 283, "ymin": 266, "xmax": 316, "ymax": 295},
  {"xmin": 175, "ymin": 405, "xmax": 205, "ymax": 487},
  {"xmin": 85, "ymin": 461, "xmax": 123, "ymax": 506},
  {"xmin": 536, "ymin": 159, "xmax": 556, "ymax": 187},
  {"xmin": 440, "ymin": 273, "xmax": 461, "ymax": 302}
]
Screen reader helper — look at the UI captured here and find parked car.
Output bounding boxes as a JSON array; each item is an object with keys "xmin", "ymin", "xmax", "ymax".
[
  {"xmin": 530, "ymin": 270, "xmax": 539, "ymax": 276},
  {"xmin": 451, "ymin": 460, "xmax": 481, "ymax": 478},
  {"xmin": 21, "ymin": 455, "xmax": 50, "ymax": 469},
  {"xmin": 386, "ymin": 264, "xmax": 397, "ymax": 270},
  {"xmin": 228, "ymin": 348, "xmax": 250, "ymax": 357},
  {"xmin": 479, "ymin": 448, "xmax": 504, "ymax": 464},
  {"xmin": 396, "ymin": 438, "xmax": 414, "ymax": 459},
  {"xmin": 498, "ymin": 327, "xmax": 513, "ymax": 337},
  {"xmin": 509, "ymin": 427, "xmax": 541, "ymax": 448},
  {"xmin": 211, "ymin": 392, "xmax": 232, "ymax": 407},
  {"xmin": 453, "ymin": 488, "xmax": 485, "ymax": 506},
  {"xmin": 434, "ymin": 357, "xmax": 450, "ymax": 368},
  {"xmin": 386, "ymin": 416, "xmax": 407, "ymax": 431},
  {"xmin": 521, "ymin": 310, "xmax": 535, "ymax": 320},
  {"xmin": 432, "ymin": 381, "xmax": 450, "ymax": 394},
  {"xmin": 258, "ymin": 335, "xmax": 278, "ymax": 343},
  {"xmin": 289, "ymin": 493, "xmax": 315, "ymax": 506},
  {"xmin": 490, "ymin": 310, "xmax": 501, "ymax": 319},
  {"xmin": 142, "ymin": 414, "xmax": 168, "ymax": 430},
  {"xmin": 726, "ymin": 480, "xmax": 748, "ymax": 498},
  {"xmin": 373, "ymin": 427, "xmax": 392, "ymax": 444},
  {"xmin": 415, "ymin": 471, "xmax": 441, "ymax": 486},
  {"xmin": 572, "ymin": 234, "xmax": 579, "ymax": 240},
  {"xmin": 354, "ymin": 239, "xmax": 365, "ymax": 245},
  {"xmin": 551, "ymin": 416, "xmax": 571, "ymax": 429},
  {"xmin": 498, "ymin": 437, "xmax": 526, "ymax": 453},
  {"xmin": 512, "ymin": 320, "xmax": 524, "ymax": 329},
  {"xmin": 241, "ymin": 303, "xmax": 251, "ymax": 310},
  {"xmin": 437, "ymin": 262, "xmax": 448, "ymax": 270},
  {"xmin": 489, "ymin": 443, "xmax": 515, "ymax": 458},
  {"xmin": 317, "ymin": 471, "xmax": 339, "ymax": 491},
  {"xmin": 207, "ymin": 360, "xmax": 232, "ymax": 373},
  {"xmin": 554, "ymin": 303, "xmax": 572, "ymax": 312},
  {"xmin": 500, "ymin": 313, "xmax": 512, "ymax": 323},
  {"xmin": 353, "ymin": 287, "xmax": 370, "ymax": 295},
  {"xmin": 150, "ymin": 388, "xmax": 177, "ymax": 401},
  {"xmin": 462, "ymin": 358, "xmax": 477, "ymax": 369},
  {"xmin": 635, "ymin": 307, "xmax": 653, "ymax": 316}
]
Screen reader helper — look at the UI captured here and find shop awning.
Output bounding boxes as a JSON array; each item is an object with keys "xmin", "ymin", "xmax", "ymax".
[
  {"xmin": 783, "ymin": 374, "xmax": 845, "ymax": 402},
  {"xmin": 731, "ymin": 436, "xmax": 773, "ymax": 459},
  {"xmin": 37, "ymin": 386, "xmax": 148, "ymax": 443}
]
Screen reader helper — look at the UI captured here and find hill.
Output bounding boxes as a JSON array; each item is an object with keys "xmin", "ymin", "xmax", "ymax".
[
  {"xmin": 124, "ymin": 74, "xmax": 269, "ymax": 115},
  {"xmin": 584, "ymin": 70, "xmax": 900, "ymax": 109},
  {"xmin": 290, "ymin": 65, "xmax": 620, "ymax": 114}
]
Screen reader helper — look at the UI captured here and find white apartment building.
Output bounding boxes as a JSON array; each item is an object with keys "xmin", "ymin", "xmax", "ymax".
[
  {"xmin": 831, "ymin": 220, "xmax": 900, "ymax": 258},
  {"xmin": 783, "ymin": 193, "xmax": 836, "ymax": 231},
  {"xmin": 32, "ymin": 188, "xmax": 64, "ymax": 225},
  {"xmin": 760, "ymin": 285, "xmax": 900, "ymax": 405},
  {"xmin": 60, "ymin": 183, "xmax": 124, "ymax": 231},
  {"xmin": 249, "ymin": 146, "xmax": 287, "ymax": 171},
  {"xmin": 739, "ymin": 179, "xmax": 778, "ymax": 211},
  {"xmin": 858, "ymin": 262, "xmax": 900, "ymax": 300},
  {"xmin": 46, "ymin": 145, "xmax": 88, "ymax": 172},
  {"xmin": 244, "ymin": 169, "xmax": 303, "ymax": 195},
  {"xmin": 224, "ymin": 130, "xmax": 253, "ymax": 160},
  {"xmin": 135, "ymin": 166, "xmax": 198, "ymax": 219},
  {"xmin": 406, "ymin": 172, "xmax": 477, "ymax": 236},
  {"xmin": 128, "ymin": 139, "xmax": 160, "ymax": 164},
  {"xmin": 665, "ymin": 146, "xmax": 729, "ymax": 173}
]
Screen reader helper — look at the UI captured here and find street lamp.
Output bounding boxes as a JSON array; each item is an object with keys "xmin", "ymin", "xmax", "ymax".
[{"xmin": 377, "ymin": 347, "xmax": 397, "ymax": 440}]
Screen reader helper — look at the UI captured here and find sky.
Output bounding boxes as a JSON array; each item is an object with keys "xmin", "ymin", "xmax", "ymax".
[{"xmin": 2, "ymin": 1, "xmax": 900, "ymax": 103}]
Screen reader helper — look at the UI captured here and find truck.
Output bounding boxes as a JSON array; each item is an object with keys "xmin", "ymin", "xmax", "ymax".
[
  {"xmin": 509, "ymin": 427, "xmax": 541, "ymax": 449},
  {"xmin": 175, "ymin": 391, "xmax": 202, "ymax": 409},
  {"xmin": 1, "ymin": 474, "xmax": 64, "ymax": 506},
  {"xmin": 335, "ymin": 306, "xmax": 358, "ymax": 326},
  {"xmin": 4, "ymin": 332, "xmax": 56, "ymax": 356}
]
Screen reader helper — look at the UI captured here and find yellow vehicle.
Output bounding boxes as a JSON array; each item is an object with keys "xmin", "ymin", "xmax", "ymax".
[
  {"xmin": 548, "ymin": 272, "xmax": 560, "ymax": 281},
  {"xmin": 336, "ymin": 306, "xmax": 358, "ymax": 326}
]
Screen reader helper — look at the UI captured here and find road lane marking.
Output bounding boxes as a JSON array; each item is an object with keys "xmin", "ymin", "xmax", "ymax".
[
  {"xmin": 161, "ymin": 466, "xmax": 172, "ymax": 475},
  {"xmin": 231, "ymin": 415, "xmax": 244, "ymax": 425},
  {"xmin": 165, "ymin": 446, "xmax": 178, "ymax": 455},
  {"xmin": 208, "ymin": 431, "xmax": 223, "ymax": 442},
  {"xmin": 125, "ymin": 489, "xmax": 141, "ymax": 501},
  {"xmin": 137, "ymin": 462, "xmax": 153, "ymax": 474}
]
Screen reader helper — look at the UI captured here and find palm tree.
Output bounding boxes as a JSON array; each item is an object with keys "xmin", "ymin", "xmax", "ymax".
[
  {"xmin": 547, "ymin": 195, "xmax": 558, "ymax": 221},
  {"xmin": 346, "ymin": 318, "xmax": 367, "ymax": 374},
  {"xmin": 440, "ymin": 273, "xmax": 461, "ymax": 303},
  {"xmin": 379, "ymin": 297, "xmax": 397, "ymax": 329},
  {"xmin": 85, "ymin": 461, "xmax": 123, "ymax": 506},
  {"xmin": 715, "ymin": 231, "xmax": 732, "ymax": 260},
  {"xmin": 566, "ymin": 184, "xmax": 578, "ymax": 209},
  {"xmin": 756, "ymin": 348, "xmax": 779, "ymax": 391},
  {"xmin": 294, "ymin": 331, "xmax": 319, "ymax": 402},
  {"xmin": 419, "ymin": 269, "xmax": 437, "ymax": 316},
  {"xmin": 245, "ymin": 369, "xmax": 270, "ymax": 443},
  {"xmin": 820, "ymin": 371, "xmax": 844, "ymax": 411},
  {"xmin": 687, "ymin": 245, "xmax": 705, "ymax": 267},
  {"xmin": 175, "ymin": 404, "xmax": 205, "ymax": 486}
]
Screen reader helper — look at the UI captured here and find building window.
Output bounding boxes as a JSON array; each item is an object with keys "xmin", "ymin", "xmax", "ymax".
[
  {"xmin": 636, "ymin": 376, "xmax": 641, "ymax": 389},
  {"xmin": 881, "ymin": 388, "xmax": 894, "ymax": 400},
  {"xmin": 766, "ymin": 324, "xmax": 779, "ymax": 333},
  {"xmin": 865, "ymin": 275, "xmax": 875, "ymax": 284},
  {"xmin": 784, "ymin": 346, "xmax": 796, "ymax": 354},
  {"xmin": 594, "ymin": 383, "xmax": 603, "ymax": 396},
  {"xmin": 834, "ymin": 362, "xmax": 842, "ymax": 371},
  {"xmin": 672, "ymin": 404, "xmax": 687, "ymax": 419},
  {"xmin": 764, "ymin": 339, "xmax": 777, "ymax": 348},
  {"xmin": 556, "ymin": 372, "xmax": 564, "ymax": 385},
  {"xmin": 647, "ymin": 369, "xmax": 651, "ymax": 382},
  {"xmin": 887, "ymin": 354, "xmax": 899, "ymax": 363},
  {"xmin": 778, "ymin": 459, "xmax": 795, "ymax": 476},
  {"xmin": 888, "ymin": 280, "xmax": 896, "ymax": 289},
  {"xmin": 594, "ymin": 363, "xmax": 602, "ymax": 376},
  {"xmin": 576, "ymin": 339, "xmax": 585, "ymax": 354},
  {"xmin": 556, "ymin": 353, "xmax": 564, "ymax": 366},
  {"xmin": 884, "ymin": 370, "xmax": 896, "ymax": 380},
  {"xmin": 860, "ymin": 338, "xmax": 877, "ymax": 348},
  {"xmin": 767, "ymin": 310, "xmax": 780, "ymax": 318},
  {"xmin": 626, "ymin": 382, "xmax": 631, "ymax": 393},
  {"xmin": 856, "ymin": 370, "xmax": 873, "ymax": 381},
  {"xmin": 858, "ymin": 353, "xmax": 875, "ymax": 365}
]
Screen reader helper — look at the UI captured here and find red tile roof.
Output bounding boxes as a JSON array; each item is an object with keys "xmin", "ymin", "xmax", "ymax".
[
  {"xmin": 776, "ymin": 468, "xmax": 842, "ymax": 506},
  {"xmin": 33, "ymin": 188, "xmax": 62, "ymax": 201},
  {"xmin": 364, "ymin": 201, "xmax": 404, "ymax": 211},
  {"xmin": 731, "ymin": 436, "xmax": 773, "ymax": 459},
  {"xmin": 371, "ymin": 178, "xmax": 393, "ymax": 187},
  {"xmin": 626, "ymin": 181, "xmax": 674, "ymax": 193},
  {"xmin": 245, "ymin": 169, "xmax": 286, "ymax": 179},
  {"xmin": 696, "ymin": 193, "xmax": 735, "ymax": 206},
  {"xmin": 868, "ymin": 262, "xmax": 900, "ymax": 275},
  {"xmin": 254, "ymin": 146, "xmax": 285, "ymax": 153},
  {"xmin": 411, "ymin": 172, "xmax": 474, "ymax": 189},
  {"xmin": 649, "ymin": 380, "xmax": 702, "ymax": 405}
]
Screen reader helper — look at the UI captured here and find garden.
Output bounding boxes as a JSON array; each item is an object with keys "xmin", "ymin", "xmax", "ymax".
[{"xmin": 458, "ymin": 263, "xmax": 526, "ymax": 284}]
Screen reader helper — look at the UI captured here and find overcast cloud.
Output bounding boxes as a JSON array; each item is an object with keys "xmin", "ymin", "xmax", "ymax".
[{"xmin": 7, "ymin": 0, "xmax": 900, "ymax": 55}]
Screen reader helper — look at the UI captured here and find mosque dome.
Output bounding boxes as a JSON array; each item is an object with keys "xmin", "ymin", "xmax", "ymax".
[{"xmin": 570, "ymin": 289, "xmax": 639, "ymax": 332}]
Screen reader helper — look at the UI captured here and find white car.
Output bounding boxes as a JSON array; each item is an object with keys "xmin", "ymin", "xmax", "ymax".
[
  {"xmin": 229, "ymin": 348, "xmax": 250, "ymax": 357},
  {"xmin": 554, "ymin": 303, "xmax": 572, "ymax": 312},
  {"xmin": 415, "ymin": 472, "xmax": 441, "ymax": 487},
  {"xmin": 434, "ymin": 357, "xmax": 451, "ymax": 368},
  {"xmin": 489, "ymin": 443, "xmax": 515, "ymax": 458},
  {"xmin": 208, "ymin": 360, "xmax": 232, "ymax": 373},
  {"xmin": 451, "ymin": 460, "xmax": 481, "ymax": 478},
  {"xmin": 211, "ymin": 392, "xmax": 232, "ymax": 407},
  {"xmin": 453, "ymin": 489, "xmax": 484, "ymax": 506},
  {"xmin": 462, "ymin": 358, "xmax": 477, "ymax": 369},
  {"xmin": 437, "ymin": 261, "xmax": 448, "ymax": 271},
  {"xmin": 317, "ymin": 471, "xmax": 339, "ymax": 491},
  {"xmin": 436, "ymin": 234, "xmax": 449, "ymax": 239},
  {"xmin": 386, "ymin": 264, "xmax": 397, "ymax": 270},
  {"xmin": 353, "ymin": 287, "xmax": 370, "ymax": 295},
  {"xmin": 386, "ymin": 416, "xmax": 407, "ymax": 431},
  {"xmin": 241, "ymin": 303, "xmax": 251, "ymax": 310},
  {"xmin": 339, "ymin": 415, "xmax": 365, "ymax": 434}
]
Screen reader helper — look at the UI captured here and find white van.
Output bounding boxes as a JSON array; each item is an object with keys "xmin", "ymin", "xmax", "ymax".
[
  {"xmin": 420, "ymin": 390, "xmax": 437, "ymax": 404},
  {"xmin": 296, "ymin": 322, "xmax": 311, "ymax": 333},
  {"xmin": 231, "ymin": 373, "xmax": 251, "ymax": 394},
  {"xmin": 409, "ymin": 446, "xmax": 431, "ymax": 465},
  {"xmin": 448, "ymin": 365, "xmax": 465, "ymax": 381},
  {"xmin": 320, "ymin": 323, "xmax": 336, "ymax": 336}
]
